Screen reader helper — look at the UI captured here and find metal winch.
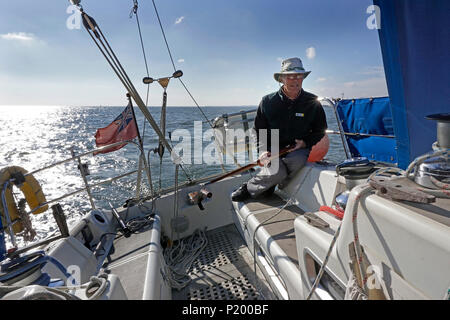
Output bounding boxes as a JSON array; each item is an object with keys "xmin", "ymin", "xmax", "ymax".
[
  {"xmin": 415, "ymin": 113, "xmax": 450, "ymax": 189},
  {"xmin": 334, "ymin": 157, "xmax": 377, "ymax": 210},
  {"xmin": 414, "ymin": 155, "xmax": 450, "ymax": 189},
  {"xmin": 426, "ymin": 113, "xmax": 450, "ymax": 149}
]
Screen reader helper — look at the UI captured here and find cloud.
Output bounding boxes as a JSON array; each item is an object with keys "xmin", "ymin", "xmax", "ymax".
[
  {"xmin": 317, "ymin": 77, "xmax": 327, "ymax": 82},
  {"xmin": 276, "ymin": 57, "xmax": 284, "ymax": 62},
  {"xmin": 358, "ymin": 66, "xmax": 385, "ymax": 76},
  {"xmin": 175, "ymin": 16, "xmax": 185, "ymax": 24},
  {"xmin": 306, "ymin": 47, "xmax": 316, "ymax": 59},
  {"xmin": 0, "ymin": 32, "xmax": 36, "ymax": 42},
  {"xmin": 177, "ymin": 58, "xmax": 185, "ymax": 63},
  {"xmin": 343, "ymin": 77, "xmax": 388, "ymax": 96},
  {"xmin": 311, "ymin": 76, "xmax": 388, "ymax": 99},
  {"xmin": 344, "ymin": 81, "xmax": 356, "ymax": 88}
]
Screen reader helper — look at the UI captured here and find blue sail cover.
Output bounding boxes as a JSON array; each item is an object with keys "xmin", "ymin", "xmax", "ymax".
[
  {"xmin": 373, "ymin": 0, "xmax": 450, "ymax": 169},
  {"xmin": 336, "ymin": 97, "xmax": 397, "ymax": 164}
]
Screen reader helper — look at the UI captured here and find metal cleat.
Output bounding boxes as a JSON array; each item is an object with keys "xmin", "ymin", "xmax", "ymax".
[
  {"xmin": 369, "ymin": 176, "xmax": 436, "ymax": 204},
  {"xmin": 304, "ymin": 212, "xmax": 329, "ymax": 229}
]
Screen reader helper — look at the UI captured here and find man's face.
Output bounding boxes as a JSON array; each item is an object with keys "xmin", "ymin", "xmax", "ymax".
[{"xmin": 280, "ymin": 74, "xmax": 304, "ymax": 96}]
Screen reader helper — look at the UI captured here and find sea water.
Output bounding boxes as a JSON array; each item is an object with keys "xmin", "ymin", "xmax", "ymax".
[{"xmin": 0, "ymin": 105, "xmax": 346, "ymax": 248}]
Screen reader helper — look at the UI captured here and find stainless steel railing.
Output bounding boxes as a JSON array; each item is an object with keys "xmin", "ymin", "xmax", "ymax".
[
  {"xmin": 1, "ymin": 139, "xmax": 151, "ymax": 248},
  {"xmin": 209, "ymin": 97, "xmax": 396, "ymax": 163}
]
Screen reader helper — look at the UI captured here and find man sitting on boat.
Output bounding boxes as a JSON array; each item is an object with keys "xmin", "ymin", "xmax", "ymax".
[{"xmin": 231, "ymin": 57, "xmax": 328, "ymax": 202}]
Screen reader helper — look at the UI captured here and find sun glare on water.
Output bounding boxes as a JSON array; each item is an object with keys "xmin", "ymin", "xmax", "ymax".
[
  {"xmin": 0, "ymin": 105, "xmax": 69, "ymax": 119},
  {"xmin": 0, "ymin": 105, "xmax": 98, "ymax": 248}
]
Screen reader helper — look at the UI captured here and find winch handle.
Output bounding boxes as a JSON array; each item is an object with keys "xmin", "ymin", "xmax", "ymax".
[{"xmin": 108, "ymin": 202, "xmax": 131, "ymax": 238}]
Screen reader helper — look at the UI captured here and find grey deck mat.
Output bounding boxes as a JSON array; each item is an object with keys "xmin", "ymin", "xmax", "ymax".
[
  {"xmin": 172, "ymin": 224, "xmax": 275, "ymax": 300},
  {"xmin": 241, "ymin": 194, "xmax": 304, "ymax": 267},
  {"xmin": 101, "ymin": 222, "xmax": 274, "ymax": 300},
  {"xmin": 251, "ymin": 206, "xmax": 304, "ymax": 266},
  {"xmin": 102, "ymin": 224, "xmax": 154, "ymax": 300}
]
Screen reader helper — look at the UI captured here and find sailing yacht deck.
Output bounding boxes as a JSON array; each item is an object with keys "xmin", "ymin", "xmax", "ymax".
[
  {"xmin": 101, "ymin": 222, "xmax": 155, "ymax": 300},
  {"xmin": 237, "ymin": 195, "xmax": 305, "ymax": 267},
  {"xmin": 171, "ymin": 194, "xmax": 306, "ymax": 300},
  {"xmin": 101, "ymin": 221, "xmax": 277, "ymax": 300},
  {"xmin": 232, "ymin": 194, "xmax": 306, "ymax": 299}
]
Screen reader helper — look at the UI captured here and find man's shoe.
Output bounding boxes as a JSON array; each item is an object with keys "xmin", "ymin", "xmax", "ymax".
[
  {"xmin": 260, "ymin": 185, "xmax": 276, "ymax": 198},
  {"xmin": 231, "ymin": 183, "xmax": 251, "ymax": 202}
]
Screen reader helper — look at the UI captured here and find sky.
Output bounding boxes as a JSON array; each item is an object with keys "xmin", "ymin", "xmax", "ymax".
[{"xmin": 0, "ymin": 0, "xmax": 388, "ymax": 107}]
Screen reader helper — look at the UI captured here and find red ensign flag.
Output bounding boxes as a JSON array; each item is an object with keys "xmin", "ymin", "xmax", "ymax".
[{"xmin": 94, "ymin": 103, "xmax": 138, "ymax": 154}]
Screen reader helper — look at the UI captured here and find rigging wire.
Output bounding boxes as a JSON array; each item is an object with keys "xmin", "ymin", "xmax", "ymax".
[
  {"xmin": 130, "ymin": 0, "xmax": 195, "ymax": 183},
  {"xmin": 150, "ymin": 0, "xmax": 214, "ymax": 129},
  {"xmin": 130, "ymin": 0, "xmax": 150, "ymax": 146},
  {"xmin": 80, "ymin": 3, "xmax": 193, "ymax": 185},
  {"xmin": 150, "ymin": 0, "xmax": 244, "ymax": 170},
  {"xmin": 130, "ymin": 0, "xmax": 154, "ymax": 197},
  {"xmin": 78, "ymin": 8, "xmax": 189, "ymax": 191}
]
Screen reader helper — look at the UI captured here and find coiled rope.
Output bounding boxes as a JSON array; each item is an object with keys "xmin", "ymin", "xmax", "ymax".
[
  {"xmin": 163, "ymin": 228, "xmax": 208, "ymax": 290},
  {"xmin": 306, "ymin": 151, "xmax": 450, "ymax": 300}
]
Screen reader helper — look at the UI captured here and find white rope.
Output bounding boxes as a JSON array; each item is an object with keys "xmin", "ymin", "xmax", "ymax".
[
  {"xmin": 306, "ymin": 150, "xmax": 449, "ymax": 300},
  {"xmin": 163, "ymin": 228, "xmax": 208, "ymax": 290},
  {"xmin": 368, "ymin": 151, "xmax": 450, "ymax": 199},
  {"xmin": 17, "ymin": 199, "xmax": 36, "ymax": 242},
  {"xmin": 405, "ymin": 149, "xmax": 449, "ymax": 178},
  {"xmin": 344, "ymin": 272, "xmax": 368, "ymax": 300},
  {"xmin": 85, "ymin": 273, "xmax": 109, "ymax": 300},
  {"xmin": 0, "ymin": 273, "xmax": 110, "ymax": 300}
]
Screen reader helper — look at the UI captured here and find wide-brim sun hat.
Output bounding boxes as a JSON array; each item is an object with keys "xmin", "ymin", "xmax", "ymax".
[{"xmin": 274, "ymin": 57, "xmax": 311, "ymax": 82}]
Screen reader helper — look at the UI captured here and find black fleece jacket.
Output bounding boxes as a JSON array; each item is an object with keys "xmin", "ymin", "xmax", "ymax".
[{"xmin": 253, "ymin": 88, "xmax": 327, "ymax": 152}]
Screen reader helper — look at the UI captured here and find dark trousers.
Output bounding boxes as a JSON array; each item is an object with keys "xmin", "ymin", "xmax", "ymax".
[{"xmin": 246, "ymin": 148, "xmax": 310, "ymax": 197}]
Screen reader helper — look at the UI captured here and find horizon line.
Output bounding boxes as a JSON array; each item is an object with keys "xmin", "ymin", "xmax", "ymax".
[{"xmin": 0, "ymin": 105, "xmax": 258, "ymax": 108}]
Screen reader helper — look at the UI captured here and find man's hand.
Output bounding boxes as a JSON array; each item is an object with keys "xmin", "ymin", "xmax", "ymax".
[
  {"xmin": 289, "ymin": 139, "xmax": 306, "ymax": 151},
  {"xmin": 258, "ymin": 151, "xmax": 271, "ymax": 166}
]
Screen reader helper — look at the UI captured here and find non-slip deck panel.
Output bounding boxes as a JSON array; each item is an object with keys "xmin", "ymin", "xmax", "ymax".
[
  {"xmin": 237, "ymin": 194, "xmax": 304, "ymax": 267},
  {"xmin": 172, "ymin": 224, "xmax": 274, "ymax": 300},
  {"xmin": 239, "ymin": 194, "xmax": 286, "ymax": 212},
  {"xmin": 189, "ymin": 228, "xmax": 241, "ymax": 273},
  {"xmin": 187, "ymin": 275, "xmax": 260, "ymax": 300},
  {"xmin": 252, "ymin": 205, "xmax": 304, "ymax": 266},
  {"xmin": 233, "ymin": 193, "xmax": 306, "ymax": 299},
  {"xmin": 102, "ymin": 224, "xmax": 154, "ymax": 300}
]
